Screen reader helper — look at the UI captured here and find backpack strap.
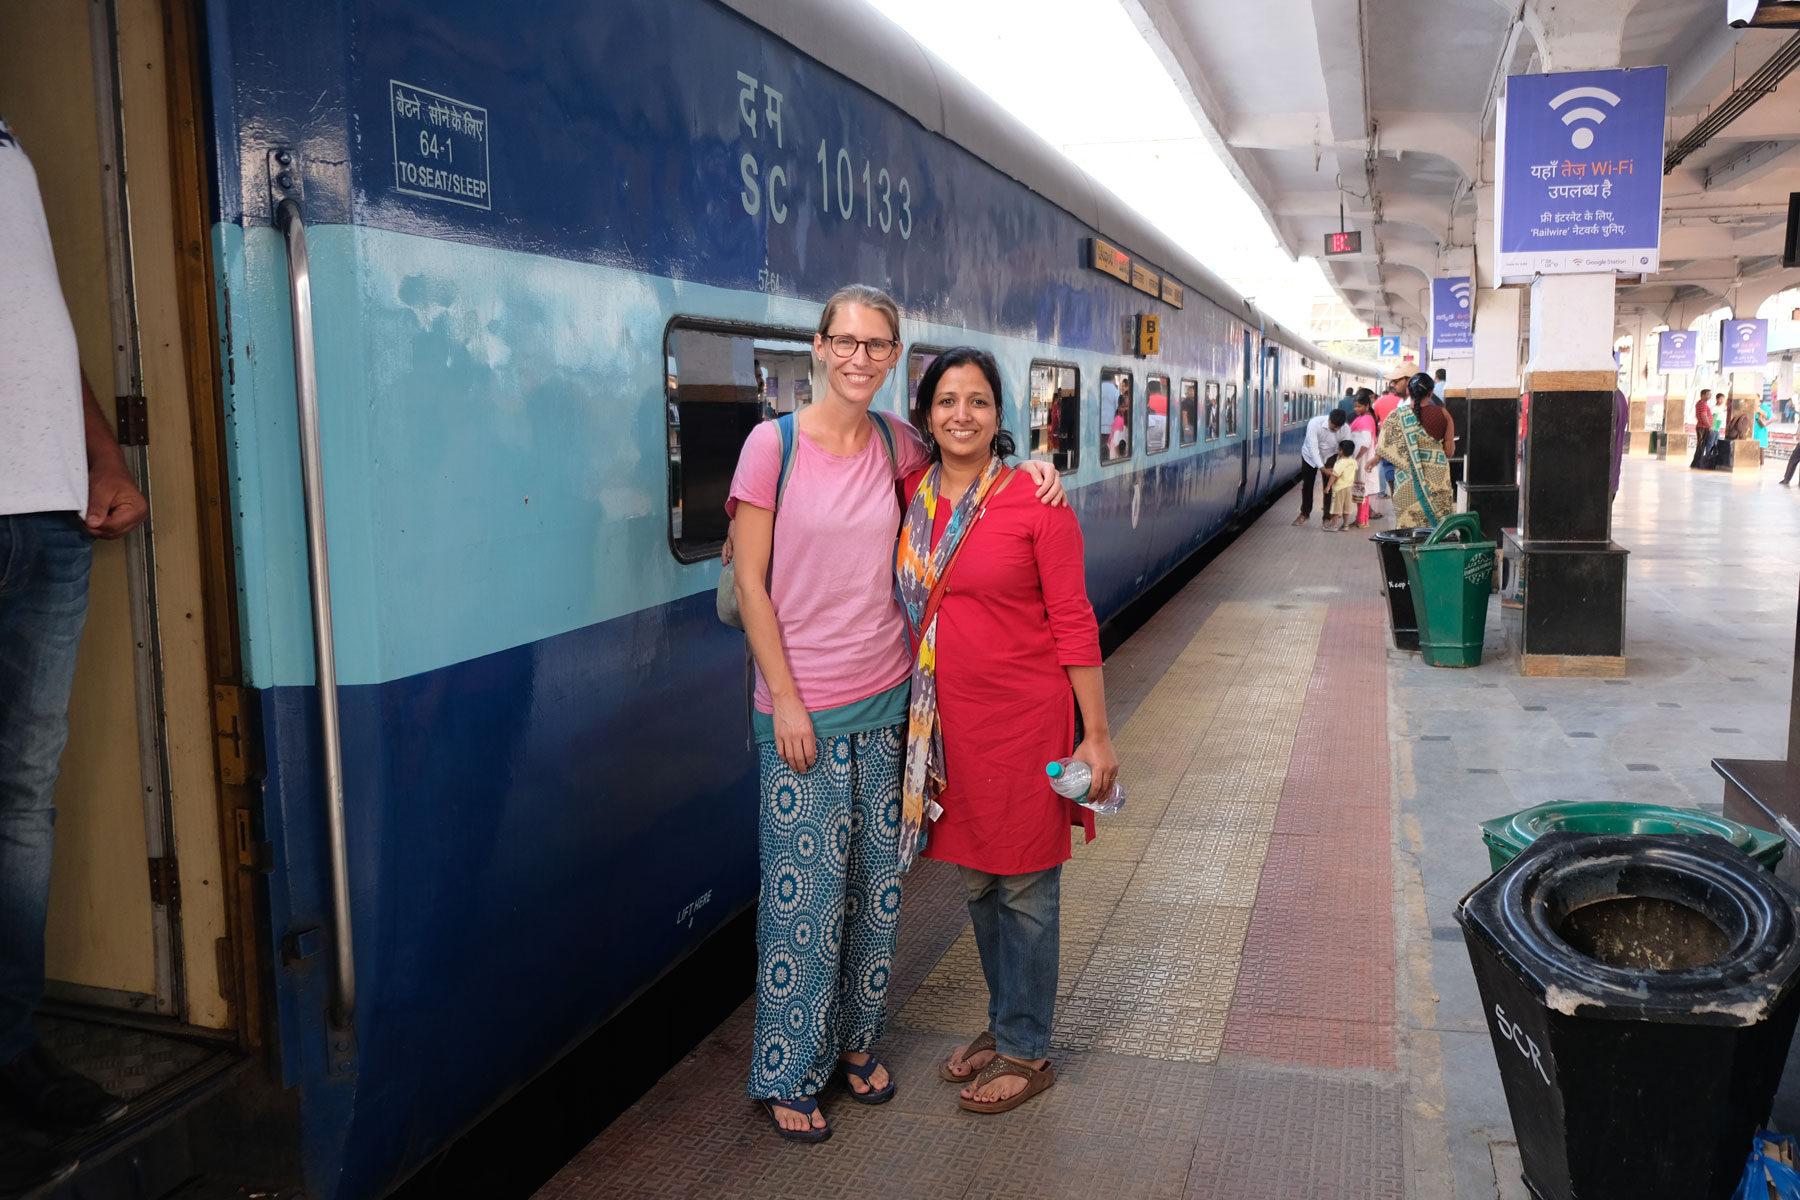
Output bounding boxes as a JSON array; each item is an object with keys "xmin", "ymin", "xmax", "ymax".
[
  {"xmin": 773, "ymin": 413, "xmax": 799, "ymax": 510},
  {"xmin": 868, "ymin": 411, "xmax": 901, "ymax": 476}
]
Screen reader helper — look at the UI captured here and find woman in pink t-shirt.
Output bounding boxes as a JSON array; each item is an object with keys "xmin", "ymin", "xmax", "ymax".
[{"xmin": 726, "ymin": 285, "xmax": 1060, "ymax": 1140}]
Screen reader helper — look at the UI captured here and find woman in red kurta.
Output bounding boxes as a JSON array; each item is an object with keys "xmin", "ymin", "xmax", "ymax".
[{"xmin": 896, "ymin": 347, "xmax": 1119, "ymax": 1115}]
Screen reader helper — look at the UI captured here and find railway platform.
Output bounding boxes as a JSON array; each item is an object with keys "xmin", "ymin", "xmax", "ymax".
[{"xmin": 538, "ymin": 456, "xmax": 1800, "ymax": 1200}]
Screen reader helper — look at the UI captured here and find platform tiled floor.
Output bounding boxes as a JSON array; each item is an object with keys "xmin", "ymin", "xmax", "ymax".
[{"xmin": 539, "ymin": 487, "xmax": 1409, "ymax": 1200}]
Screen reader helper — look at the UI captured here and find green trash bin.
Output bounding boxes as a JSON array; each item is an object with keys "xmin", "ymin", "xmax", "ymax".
[
  {"xmin": 1480, "ymin": 799, "xmax": 1786, "ymax": 873},
  {"xmin": 1398, "ymin": 512, "xmax": 1496, "ymax": 668}
]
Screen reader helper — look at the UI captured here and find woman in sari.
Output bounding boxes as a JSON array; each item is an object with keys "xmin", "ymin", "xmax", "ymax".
[{"xmin": 1376, "ymin": 372, "xmax": 1456, "ymax": 529}]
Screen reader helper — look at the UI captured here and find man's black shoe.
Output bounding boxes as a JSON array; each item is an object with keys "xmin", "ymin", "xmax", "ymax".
[
  {"xmin": 0, "ymin": 1047, "xmax": 128, "ymax": 1135},
  {"xmin": 0, "ymin": 1130, "xmax": 78, "ymax": 1199}
]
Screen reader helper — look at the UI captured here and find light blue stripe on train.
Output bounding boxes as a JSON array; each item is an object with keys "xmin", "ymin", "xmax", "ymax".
[{"xmin": 215, "ymin": 221, "xmax": 1254, "ymax": 691}]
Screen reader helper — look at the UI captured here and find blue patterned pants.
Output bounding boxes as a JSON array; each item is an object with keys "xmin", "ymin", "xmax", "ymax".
[{"xmin": 748, "ymin": 724, "xmax": 903, "ymax": 1100}]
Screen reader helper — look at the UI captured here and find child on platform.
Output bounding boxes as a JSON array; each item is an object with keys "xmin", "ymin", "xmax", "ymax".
[{"xmin": 1330, "ymin": 439, "xmax": 1359, "ymax": 531}]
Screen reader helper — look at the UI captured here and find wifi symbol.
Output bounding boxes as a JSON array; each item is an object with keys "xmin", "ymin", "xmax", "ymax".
[
  {"xmin": 1668, "ymin": 333, "xmax": 1688, "ymax": 347},
  {"xmin": 1548, "ymin": 85, "xmax": 1622, "ymax": 150},
  {"xmin": 1740, "ymin": 326, "xmax": 1757, "ymax": 342},
  {"xmin": 1450, "ymin": 282, "xmax": 1473, "ymax": 310}
]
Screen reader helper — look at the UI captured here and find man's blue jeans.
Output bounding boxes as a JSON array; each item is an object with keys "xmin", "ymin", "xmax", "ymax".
[
  {"xmin": 960, "ymin": 864, "xmax": 1061, "ymax": 1060},
  {"xmin": 0, "ymin": 514, "xmax": 92, "ymax": 1066}
]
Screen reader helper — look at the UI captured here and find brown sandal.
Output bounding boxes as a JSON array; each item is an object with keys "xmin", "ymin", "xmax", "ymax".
[
  {"xmin": 939, "ymin": 1031, "xmax": 996, "ymax": 1083},
  {"xmin": 956, "ymin": 1054, "xmax": 1055, "ymax": 1113}
]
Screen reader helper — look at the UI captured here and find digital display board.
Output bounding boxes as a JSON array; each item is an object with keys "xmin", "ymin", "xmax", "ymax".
[{"xmin": 1324, "ymin": 230, "xmax": 1363, "ymax": 256}]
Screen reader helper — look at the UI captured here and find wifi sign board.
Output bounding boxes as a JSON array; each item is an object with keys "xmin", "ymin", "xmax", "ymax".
[
  {"xmin": 1431, "ymin": 278, "xmax": 1474, "ymax": 360},
  {"xmin": 1495, "ymin": 67, "xmax": 1666, "ymax": 282},
  {"xmin": 1720, "ymin": 319, "xmax": 1769, "ymax": 370},
  {"xmin": 1658, "ymin": 330, "xmax": 1697, "ymax": 372}
]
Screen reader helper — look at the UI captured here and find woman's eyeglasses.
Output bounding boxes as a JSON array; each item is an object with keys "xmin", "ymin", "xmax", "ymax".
[{"xmin": 823, "ymin": 334, "xmax": 897, "ymax": 362}]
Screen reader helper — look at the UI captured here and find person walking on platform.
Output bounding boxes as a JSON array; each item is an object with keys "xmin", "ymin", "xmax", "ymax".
[
  {"xmin": 1293, "ymin": 409, "xmax": 1348, "ymax": 525},
  {"xmin": 1374, "ymin": 379, "xmax": 1403, "ymax": 501},
  {"xmin": 1, "ymin": 115, "xmax": 148, "ymax": 1195},
  {"xmin": 896, "ymin": 347, "xmax": 1115, "ymax": 1116},
  {"xmin": 1349, "ymin": 390, "xmax": 1382, "ymax": 525},
  {"xmin": 1377, "ymin": 373, "xmax": 1456, "ymax": 528},
  {"xmin": 1338, "ymin": 387, "xmax": 1357, "ymax": 423},
  {"xmin": 1691, "ymin": 390, "xmax": 1716, "ymax": 469},
  {"xmin": 727, "ymin": 287, "xmax": 1064, "ymax": 1141}
]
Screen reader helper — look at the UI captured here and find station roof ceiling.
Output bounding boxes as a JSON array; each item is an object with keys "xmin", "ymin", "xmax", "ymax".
[{"xmin": 1125, "ymin": 0, "xmax": 1800, "ymax": 337}]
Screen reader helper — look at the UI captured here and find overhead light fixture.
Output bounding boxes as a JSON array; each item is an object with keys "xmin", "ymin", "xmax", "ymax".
[{"xmin": 1728, "ymin": 0, "xmax": 1800, "ymax": 27}]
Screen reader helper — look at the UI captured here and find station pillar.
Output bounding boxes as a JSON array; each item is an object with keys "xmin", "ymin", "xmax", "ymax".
[
  {"xmin": 1725, "ymin": 366, "xmax": 1765, "ymax": 471},
  {"xmin": 1460, "ymin": 208, "xmax": 1523, "ymax": 550},
  {"xmin": 1501, "ymin": 271, "xmax": 1628, "ymax": 676}
]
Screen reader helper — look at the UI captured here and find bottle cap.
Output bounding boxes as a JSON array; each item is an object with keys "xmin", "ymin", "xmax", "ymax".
[{"xmin": 1045, "ymin": 762, "xmax": 1063, "ymax": 778}]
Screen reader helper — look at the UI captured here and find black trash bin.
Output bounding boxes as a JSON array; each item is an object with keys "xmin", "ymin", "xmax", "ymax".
[
  {"xmin": 1457, "ymin": 833, "xmax": 1800, "ymax": 1200},
  {"xmin": 1372, "ymin": 527, "xmax": 1432, "ymax": 651}
]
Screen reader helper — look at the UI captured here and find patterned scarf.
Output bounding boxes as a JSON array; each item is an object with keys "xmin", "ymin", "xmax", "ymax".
[{"xmin": 893, "ymin": 456, "xmax": 1010, "ymax": 871}]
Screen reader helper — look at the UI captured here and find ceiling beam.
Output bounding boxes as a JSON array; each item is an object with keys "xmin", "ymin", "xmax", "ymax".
[
  {"xmin": 1309, "ymin": 0, "xmax": 1368, "ymax": 144},
  {"xmin": 1703, "ymin": 139, "xmax": 1800, "ymax": 192}
]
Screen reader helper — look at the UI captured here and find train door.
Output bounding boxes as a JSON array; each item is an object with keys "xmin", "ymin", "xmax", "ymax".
[
  {"xmin": 1237, "ymin": 336, "xmax": 1251, "ymax": 509},
  {"xmin": 4, "ymin": 0, "xmax": 248, "ymax": 1061}
]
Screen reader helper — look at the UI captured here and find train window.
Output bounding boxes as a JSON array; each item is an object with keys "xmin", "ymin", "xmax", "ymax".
[
  {"xmin": 1281, "ymin": 391, "xmax": 1292, "ymax": 425},
  {"xmin": 906, "ymin": 346, "xmax": 947, "ymax": 415},
  {"xmin": 1224, "ymin": 382, "xmax": 1239, "ymax": 437},
  {"xmin": 1145, "ymin": 374, "xmax": 1171, "ymax": 454},
  {"xmin": 1254, "ymin": 388, "xmax": 1264, "ymax": 436},
  {"xmin": 1179, "ymin": 380, "xmax": 1199, "ymax": 446},
  {"xmin": 1028, "ymin": 361, "xmax": 1081, "ymax": 472},
  {"xmin": 1100, "ymin": 367, "xmax": 1134, "ymax": 463},
  {"xmin": 665, "ymin": 321, "xmax": 815, "ymax": 561},
  {"xmin": 1204, "ymin": 381, "xmax": 1220, "ymax": 440}
]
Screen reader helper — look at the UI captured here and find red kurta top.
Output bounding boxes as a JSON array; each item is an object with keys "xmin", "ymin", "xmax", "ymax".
[{"xmin": 910, "ymin": 468, "xmax": 1104, "ymax": 875}]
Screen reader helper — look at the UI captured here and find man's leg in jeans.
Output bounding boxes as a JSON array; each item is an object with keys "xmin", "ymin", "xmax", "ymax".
[
  {"xmin": 0, "ymin": 514, "xmax": 92, "ymax": 1067},
  {"xmin": 1783, "ymin": 447, "xmax": 1800, "ymax": 485}
]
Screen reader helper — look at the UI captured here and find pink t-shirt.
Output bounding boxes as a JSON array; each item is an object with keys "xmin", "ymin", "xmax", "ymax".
[{"xmin": 726, "ymin": 412, "xmax": 929, "ymax": 714}]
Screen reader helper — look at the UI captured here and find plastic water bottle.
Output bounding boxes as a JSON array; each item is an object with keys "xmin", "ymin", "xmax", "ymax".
[{"xmin": 1045, "ymin": 758, "xmax": 1125, "ymax": 815}]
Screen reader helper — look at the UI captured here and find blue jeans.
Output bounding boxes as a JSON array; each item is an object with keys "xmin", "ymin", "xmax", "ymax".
[
  {"xmin": 1381, "ymin": 460, "xmax": 1396, "ymax": 495},
  {"xmin": 960, "ymin": 864, "xmax": 1061, "ymax": 1060},
  {"xmin": 0, "ymin": 514, "xmax": 93, "ymax": 1065}
]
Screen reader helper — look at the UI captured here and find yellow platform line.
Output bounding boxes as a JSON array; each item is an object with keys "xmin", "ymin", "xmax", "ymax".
[{"xmin": 898, "ymin": 601, "xmax": 1327, "ymax": 1062}]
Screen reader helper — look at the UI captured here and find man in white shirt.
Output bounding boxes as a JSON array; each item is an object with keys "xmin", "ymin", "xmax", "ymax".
[
  {"xmin": 1293, "ymin": 409, "xmax": 1348, "ymax": 526},
  {"xmin": 0, "ymin": 114, "xmax": 147, "ymax": 1193}
]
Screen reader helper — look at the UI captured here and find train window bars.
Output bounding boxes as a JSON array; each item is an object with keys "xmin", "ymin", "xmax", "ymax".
[
  {"xmin": 664, "ymin": 320, "xmax": 815, "ymax": 562},
  {"xmin": 1179, "ymin": 380, "xmax": 1199, "ymax": 447},
  {"xmin": 1028, "ymin": 361, "xmax": 1080, "ymax": 473},
  {"xmin": 1146, "ymin": 374, "xmax": 1171, "ymax": 455},
  {"xmin": 1204, "ymin": 381, "xmax": 1220, "ymax": 441},
  {"xmin": 1100, "ymin": 367, "xmax": 1134, "ymax": 464},
  {"xmin": 1224, "ymin": 381, "xmax": 1239, "ymax": 437}
]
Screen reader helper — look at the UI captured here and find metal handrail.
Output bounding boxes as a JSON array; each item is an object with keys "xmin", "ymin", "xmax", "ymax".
[{"xmin": 275, "ymin": 196, "xmax": 356, "ymax": 1029}]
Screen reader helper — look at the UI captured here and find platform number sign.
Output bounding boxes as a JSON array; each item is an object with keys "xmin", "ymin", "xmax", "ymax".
[{"xmin": 1379, "ymin": 335, "xmax": 1402, "ymax": 359}]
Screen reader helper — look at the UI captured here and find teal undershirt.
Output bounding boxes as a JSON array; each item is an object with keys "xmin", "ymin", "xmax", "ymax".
[{"xmin": 752, "ymin": 679, "xmax": 910, "ymax": 744}]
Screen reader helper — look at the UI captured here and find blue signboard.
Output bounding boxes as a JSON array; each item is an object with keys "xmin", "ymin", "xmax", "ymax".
[
  {"xmin": 1431, "ymin": 277, "xmax": 1474, "ymax": 360},
  {"xmin": 1379, "ymin": 334, "xmax": 1402, "ymax": 358},
  {"xmin": 1495, "ymin": 67, "xmax": 1666, "ymax": 281},
  {"xmin": 1721, "ymin": 319, "xmax": 1769, "ymax": 370},
  {"xmin": 1658, "ymin": 329, "xmax": 1697, "ymax": 372}
]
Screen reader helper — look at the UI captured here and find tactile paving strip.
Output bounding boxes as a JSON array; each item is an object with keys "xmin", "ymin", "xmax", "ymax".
[{"xmin": 899, "ymin": 600, "xmax": 1326, "ymax": 1063}]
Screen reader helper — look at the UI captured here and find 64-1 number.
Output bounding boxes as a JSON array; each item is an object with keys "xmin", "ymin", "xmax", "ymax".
[{"xmin": 817, "ymin": 139, "xmax": 911, "ymax": 240}]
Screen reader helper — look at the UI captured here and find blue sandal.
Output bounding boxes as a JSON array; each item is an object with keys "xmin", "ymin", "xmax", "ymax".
[
  {"xmin": 762, "ymin": 1096, "xmax": 830, "ymax": 1142},
  {"xmin": 840, "ymin": 1053, "xmax": 896, "ymax": 1105}
]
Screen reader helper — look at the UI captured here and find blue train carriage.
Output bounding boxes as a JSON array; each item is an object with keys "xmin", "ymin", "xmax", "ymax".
[{"xmin": 6, "ymin": 0, "xmax": 1372, "ymax": 1195}]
